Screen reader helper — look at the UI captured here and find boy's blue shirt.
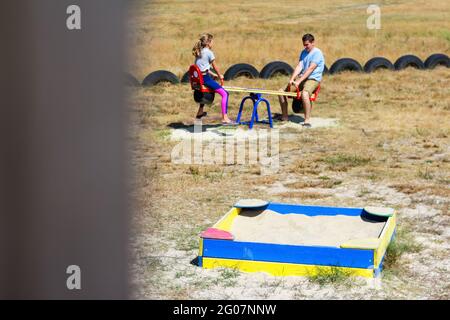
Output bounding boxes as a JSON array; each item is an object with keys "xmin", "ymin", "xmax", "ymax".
[{"xmin": 299, "ymin": 48, "xmax": 325, "ymax": 82}]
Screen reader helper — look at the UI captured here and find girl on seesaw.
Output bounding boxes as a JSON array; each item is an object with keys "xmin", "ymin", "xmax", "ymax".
[{"xmin": 192, "ymin": 33, "xmax": 235, "ymax": 124}]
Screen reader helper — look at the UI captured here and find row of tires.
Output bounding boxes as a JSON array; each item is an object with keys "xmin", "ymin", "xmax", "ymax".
[{"xmin": 126, "ymin": 53, "xmax": 449, "ymax": 87}]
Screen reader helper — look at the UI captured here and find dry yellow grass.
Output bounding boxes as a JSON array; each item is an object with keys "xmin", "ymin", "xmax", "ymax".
[
  {"xmin": 128, "ymin": 0, "xmax": 450, "ymax": 300},
  {"xmin": 128, "ymin": 0, "xmax": 450, "ymax": 80}
]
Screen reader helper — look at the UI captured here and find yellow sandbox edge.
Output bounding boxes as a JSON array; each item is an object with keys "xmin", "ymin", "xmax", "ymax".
[
  {"xmin": 213, "ymin": 207, "xmax": 241, "ymax": 232},
  {"xmin": 374, "ymin": 212, "xmax": 397, "ymax": 268},
  {"xmin": 202, "ymin": 257, "xmax": 374, "ymax": 278}
]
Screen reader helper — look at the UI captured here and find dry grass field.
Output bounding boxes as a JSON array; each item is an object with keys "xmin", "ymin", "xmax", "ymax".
[
  {"xmin": 127, "ymin": 0, "xmax": 450, "ymax": 299},
  {"xmin": 128, "ymin": 0, "xmax": 449, "ymax": 80}
]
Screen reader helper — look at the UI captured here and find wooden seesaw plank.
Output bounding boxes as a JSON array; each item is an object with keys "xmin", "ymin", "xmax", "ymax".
[{"xmin": 223, "ymin": 86, "xmax": 299, "ymax": 98}]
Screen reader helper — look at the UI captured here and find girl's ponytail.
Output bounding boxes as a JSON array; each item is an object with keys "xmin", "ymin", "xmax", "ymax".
[
  {"xmin": 192, "ymin": 33, "xmax": 214, "ymax": 57},
  {"xmin": 192, "ymin": 39, "xmax": 202, "ymax": 57}
]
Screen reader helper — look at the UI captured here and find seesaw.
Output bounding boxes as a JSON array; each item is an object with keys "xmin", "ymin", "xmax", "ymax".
[
  {"xmin": 223, "ymin": 86, "xmax": 300, "ymax": 98},
  {"xmin": 188, "ymin": 64, "xmax": 320, "ymax": 129}
]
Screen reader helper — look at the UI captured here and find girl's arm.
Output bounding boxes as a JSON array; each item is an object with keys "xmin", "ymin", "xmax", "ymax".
[{"xmin": 210, "ymin": 60, "xmax": 223, "ymax": 80}]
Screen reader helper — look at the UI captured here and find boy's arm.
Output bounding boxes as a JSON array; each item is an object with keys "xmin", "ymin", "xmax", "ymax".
[
  {"xmin": 289, "ymin": 61, "xmax": 303, "ymax": 85},
  {"xmin": 294, "ymin": 63, "xmax": 317, "ymax": 85},
  {"xmin": 295, "ymin": 51, "xmax": 323, "ymax": 85}
]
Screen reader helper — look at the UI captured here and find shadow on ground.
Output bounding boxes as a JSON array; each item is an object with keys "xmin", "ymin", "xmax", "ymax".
[
  {"xmin": 273, "ymin": 113, "xmax": 305, "ymax": 123},
  {"xmin": 168, "ymin": 122, "xmax": 226, "ymax": 133}
]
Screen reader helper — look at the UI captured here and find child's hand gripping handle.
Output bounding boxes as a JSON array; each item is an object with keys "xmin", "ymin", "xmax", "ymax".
[
  {"xmin": 212, "ymin": 72, "xmax": 224, "ymax": 86},
  {"xmin": 285, "ymin": 84, "xmax": 301, "ymax": 99}
]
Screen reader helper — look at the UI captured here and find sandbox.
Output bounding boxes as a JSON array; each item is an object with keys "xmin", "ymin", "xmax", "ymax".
[{"xmin": 198, "ymin": 202, "xmax": 396, "ymax": 278}]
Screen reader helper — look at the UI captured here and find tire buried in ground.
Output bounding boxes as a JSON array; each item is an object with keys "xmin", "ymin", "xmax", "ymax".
[
  {"xmin": 224, "ymin": 63, "xmax": 259, "ymax": 80},
  {"xmin": 329, "ymin": 58, "xmax": 363, "ymax": 74},
  {"xmin": 124, "ymin": 72, "xmax": 141, "ymax": 87},
  {"xmin": 424, "ymin": 53, "xmax": 449, "ymax": 69},
  {"xmin": 181, "ymin": 71, "xmax": 190, "ymax": 83},
  {"xmin": 363, "ymin": 57, "xmax": 394, "ymax": 73},
  {"xmin": 259, "ymin": 61, "xmax": 294, "ymax": 79},
  {"xmin": 142, "ymin": 70, "xmax": 180, "ymax": 87},
  {"xmin": 292, "ymin": 98, "xmax": 304, "ymax": 114},
  {"xmin": 394, "ymin": 55, "xmax": 424, "ymax": 70},
  {"xmin": 194, "ymin": 91, "xmax": 215, "ymax": 104},
  {"xmin": 323, "ymin": 64, "xmax": 329, "ymax": 75}
]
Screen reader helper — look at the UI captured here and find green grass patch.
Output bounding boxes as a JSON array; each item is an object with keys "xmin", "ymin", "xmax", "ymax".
[
  {"xmin": 188, "ymin": 166, "xmax": 200, "ymax": 176},
  {"xmin": 437, "ymin": 177, "xmax": 450, "ymax": 185},
  {"xmin": 322, "ymin": 154, "xmax": 372, "ymax": 171},
  {"xmin": 213, "ymin": 267, "xmax": 240, "ymax": 287},
  {"xmin": 383, "ymin": 226, "xmax": 423, "ymax": 271},
  {"xmin": 175, "ymin": 270, "xmax": 195, "ymax": 279},
  {"xmin": 322, "ymin": 179, "xmax": 343, "ymax": 188},
  {"xmin": 440, "ymin": 30, "xmax": 450, "ymax": 43},
  {"xmin": 171, "ymin": 225, "xmax": 208, "ymax": 252},
  {"xmin": 204, "ymin": 170, "xmax": 225, "ymax": 183},
  {"xmin": 307, "ymin": 267, "xmax": 353, "ymax": 287},
  {"xmin": 220, "ymin": 268, "xmax": 240, "ymax": 280},
  {"xmin": 155, "ymin": 128, "xmax": 171, "ymax": 140},
  {"xmin": 175, "ymin": 236, "xmax": 198, "ymax": 252},
  {"xmin": 417, "ymin": 167, "xmax": 434, "ymax": 180}
]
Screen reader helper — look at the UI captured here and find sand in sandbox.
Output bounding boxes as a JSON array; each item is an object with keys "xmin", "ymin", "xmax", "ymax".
[{"xmin": 230, "ymin": 209, "xmax": 386, "ymax": 247}]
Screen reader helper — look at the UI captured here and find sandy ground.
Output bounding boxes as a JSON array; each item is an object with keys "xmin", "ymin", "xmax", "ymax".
[
  {"xmin": 130, "ymin": 123, "xmax": 450, "ymax": 299},
  {"xmin": 231, "ymin": 209, "xmax": 386, "ymax": 247},
  {"xmin": 130, "ymin": 177, "xmax": 450, "ymax": 299},
  {"xmin": 170, "ymin": 117, "xmax": 338, "ymax": 141}
]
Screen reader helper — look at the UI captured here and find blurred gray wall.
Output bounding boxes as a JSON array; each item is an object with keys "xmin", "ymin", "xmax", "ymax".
[{"xmin": 0, "ymin": 0, "xmax": 129, "ymax": 299}]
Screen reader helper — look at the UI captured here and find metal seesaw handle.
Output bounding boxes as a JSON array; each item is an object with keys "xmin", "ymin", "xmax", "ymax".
[{"xmin": 286, "ymin": 84, "xmax": 301, "ymax": 99}]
